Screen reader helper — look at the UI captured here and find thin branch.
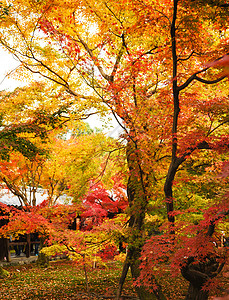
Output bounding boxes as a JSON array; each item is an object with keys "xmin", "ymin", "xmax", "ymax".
[
  {"xmin": 178, "ymin": 68, "xmax": 226, "ymax": 91},
  {"xmin": 207, "ymin": 119, "xmax": 229, "ymax": 136},
  {"xmin": 195, "ymin": 74, "xmax": 227, "ymax": 84},
  {"xmin": 76, "ymin": 33, "xmax": 111, "ymax": 81},
  {"xmin": 104, "ymin": 3, "xmax": 124, "ymax": 26},
  {"xmin": 110, "ymin": 40, "xmax": 125, "ymax": 82},
  {"xmin": 177, "ymin": 50, "xmax": 197, "ymax": 62}
]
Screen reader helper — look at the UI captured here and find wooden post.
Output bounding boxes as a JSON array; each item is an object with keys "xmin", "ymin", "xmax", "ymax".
[
  {"xmin": 6, "ymin": 239, "xmax": 11, "ymax": 262},
  {"xmin": 26, "ymin": 234, "xmax": 31, "ymax": 258},
  {"xmin": 0, "ymin": 238, "xmax": 11, "ymax": 262},
  {"xmin": 0, "ymin": 238, "xmax": 5, "ymax": 260},
  {"xmin": 0, "ymin": 238, "xmax": 10, "ymax": 261}
]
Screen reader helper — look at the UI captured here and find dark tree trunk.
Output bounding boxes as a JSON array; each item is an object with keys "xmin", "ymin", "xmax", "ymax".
[
  {"xmin": 181, "ymin": 256, "xmax": 222, "ymax": 300},
  {"xmin": 130, "ymin": 252, "xmax": 166, "ymax": 300},
  {"xmin": 0, "ymin": 238, "xmax": 6, "ymax": 260},
  {"xmin": 185, "ymin": 283, "xmax": 209, "ymax": 300},
  {"xmin": 25, "ymin": 233, "xmax": 31, "ymax": 258},
  {"xmin": 116, "ymin": 258, "xmax": 130, "ymax": 299},
  {"xmin": 0, "ymin": 238, "xmax": 10, "ymax": 261},
  {"xmin": 116, "ymin": 140, "xmax": 166, "ymax": 300}
]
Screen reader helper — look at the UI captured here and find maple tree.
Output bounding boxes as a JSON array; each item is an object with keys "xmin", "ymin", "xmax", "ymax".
[
  {"xmin": 58, "ymin": 131, "xmax": 126, "ymax": 201},
  {"xmin": 0, "ymin": 188, "xmax": 128, "ymax": 296},
  {"xmin": 0, "ymin": 83, "xmax": 69, "ymax": 206},
  {"xmin": 0, "ymin": 77, "xmax": 122, "ymax": 207},
  {"xmin": 80, "ymin": 180, "xmax": 128, "ymax": 230},
  {"xmin": 39, "ymin": 120, "xmax": 127, "ymax": 205},
  {"xmin": 0, "ymin": 116, "xmax": 124, "ymax": 207},
  {"xmin": 0, "ymin": 0, "xmax": 229, "ymax": 299},
  {"xmin": 0, "ymin": 82, "xmax": 78, "ymax": 206},
  {"xmin": 0, "ymin": 152, "xmax": 44, "ymax": 206}
]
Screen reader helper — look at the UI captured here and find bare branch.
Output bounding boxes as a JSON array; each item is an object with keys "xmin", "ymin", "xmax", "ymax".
[
  {"xmin": 76, "ymin": 33, "xmax": 111, "ymax": 81},
  {"xmin": 178, "ymin": 68, "xmax": 226, "ymax": 91}
]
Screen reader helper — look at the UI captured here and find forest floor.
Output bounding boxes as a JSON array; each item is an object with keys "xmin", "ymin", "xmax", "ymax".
[{"xmin": 0, "ymin": 259, "xmax": 228, "ymax": 300}]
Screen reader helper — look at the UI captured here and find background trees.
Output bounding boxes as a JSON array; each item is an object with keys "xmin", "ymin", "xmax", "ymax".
[{"xmin": 0, "ymin": 114, "xmax": 125, "ymax": 207}]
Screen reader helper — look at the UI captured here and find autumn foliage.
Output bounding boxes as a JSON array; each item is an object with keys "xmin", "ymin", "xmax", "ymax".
[{"xmin": 0, "ymin": 0, "xmax": 228, "ymax": 299}]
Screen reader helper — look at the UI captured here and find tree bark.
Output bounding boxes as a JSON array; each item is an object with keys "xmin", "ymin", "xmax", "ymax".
[
  {"xmin": 130, "ymin": 251, "xmax": 166, "ymax": 300},
  {"xmin": 116, "ymin": 258, "xmax": 130, "ymax": 299},
  {"xmin": 185, "ymin": 283, "xmax": 209, "ymax": 300},
  {"xmin": 116, "ymin": 139, "xmax": 166, "ymax": 300},
  {"xmin": 181, "ymin": 256, "xmax": 222, "ymax": 300}
]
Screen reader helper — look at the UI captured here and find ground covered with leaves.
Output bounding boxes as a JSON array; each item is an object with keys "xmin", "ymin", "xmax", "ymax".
[
  {"xmin": 0, "ymin": 260, "xmax": 137, "ymax": 300},
  {"xmin": 0, "ymin": 259, "xmax": 228, "ymax": 299}
]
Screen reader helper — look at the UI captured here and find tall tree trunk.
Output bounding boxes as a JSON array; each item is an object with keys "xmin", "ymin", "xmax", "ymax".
[
  {"xmin": 130, "ymin": 250, "xmax": 166, "ymax": 300},
  {"xmin": 116, "ymin": 139, "xmax": 166, "ymax": 300},
  {"xmin": 116, "ymin": 259, "xmax": 130, "ymax": 299},
  {"xmin": 117, "ymin": 237, "xmax": 165, "ymax": 300}
]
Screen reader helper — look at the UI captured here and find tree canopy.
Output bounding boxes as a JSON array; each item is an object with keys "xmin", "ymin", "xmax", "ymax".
[{"xmin": 0, "ymin": 0, "xmax": 228, "ymax": 299}]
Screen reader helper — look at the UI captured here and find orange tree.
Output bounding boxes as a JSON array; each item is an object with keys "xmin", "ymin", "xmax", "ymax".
[
  {"xmin": 0, "ymin": 1, "xmax": 229, "ymax": 299},
  {"xmin": 0, "ymin": 107, "xmax": 126, "ymax": 208},
  {"xmin": 0, "ymin": 198, "xmax": 128, "ymax": 294},
  {"xmin": 0, "ymin": 82, "xmax": 77, "ymax": 206},
  {"xmin": 0, "ymin": 82, "xmax": 86, "ymax": 206},
  {"xmin": 40, "ymin": 126, "xmax": 126, "ymax": 206}
]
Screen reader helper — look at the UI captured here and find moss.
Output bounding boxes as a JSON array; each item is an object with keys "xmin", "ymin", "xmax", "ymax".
[
  {"xmin": 0, "ymin": 266, "xmax": 10, "ymax": 278},
  {"xmin": 36, "ymin": 253, "xmax": 49, "ymax": 268}
]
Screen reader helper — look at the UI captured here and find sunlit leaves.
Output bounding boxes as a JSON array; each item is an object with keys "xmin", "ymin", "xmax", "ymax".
[
  {"xmin": 0, "ymin": 82, "xmax": 75, "ymax": 160},
  {"xmin": 0, "ymin": 0, "xmax": 229, "ymax": 297}
]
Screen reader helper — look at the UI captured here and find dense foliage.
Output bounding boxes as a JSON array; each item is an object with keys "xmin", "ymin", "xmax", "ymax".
[{"xmin": 0, "ymin": 0, "xmax": 228, "ymax": 299}]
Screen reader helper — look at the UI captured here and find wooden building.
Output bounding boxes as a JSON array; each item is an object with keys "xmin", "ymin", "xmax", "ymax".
[{"xmin": 0, "ymin": 205, "xmax": 40, "ymax": 262}]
